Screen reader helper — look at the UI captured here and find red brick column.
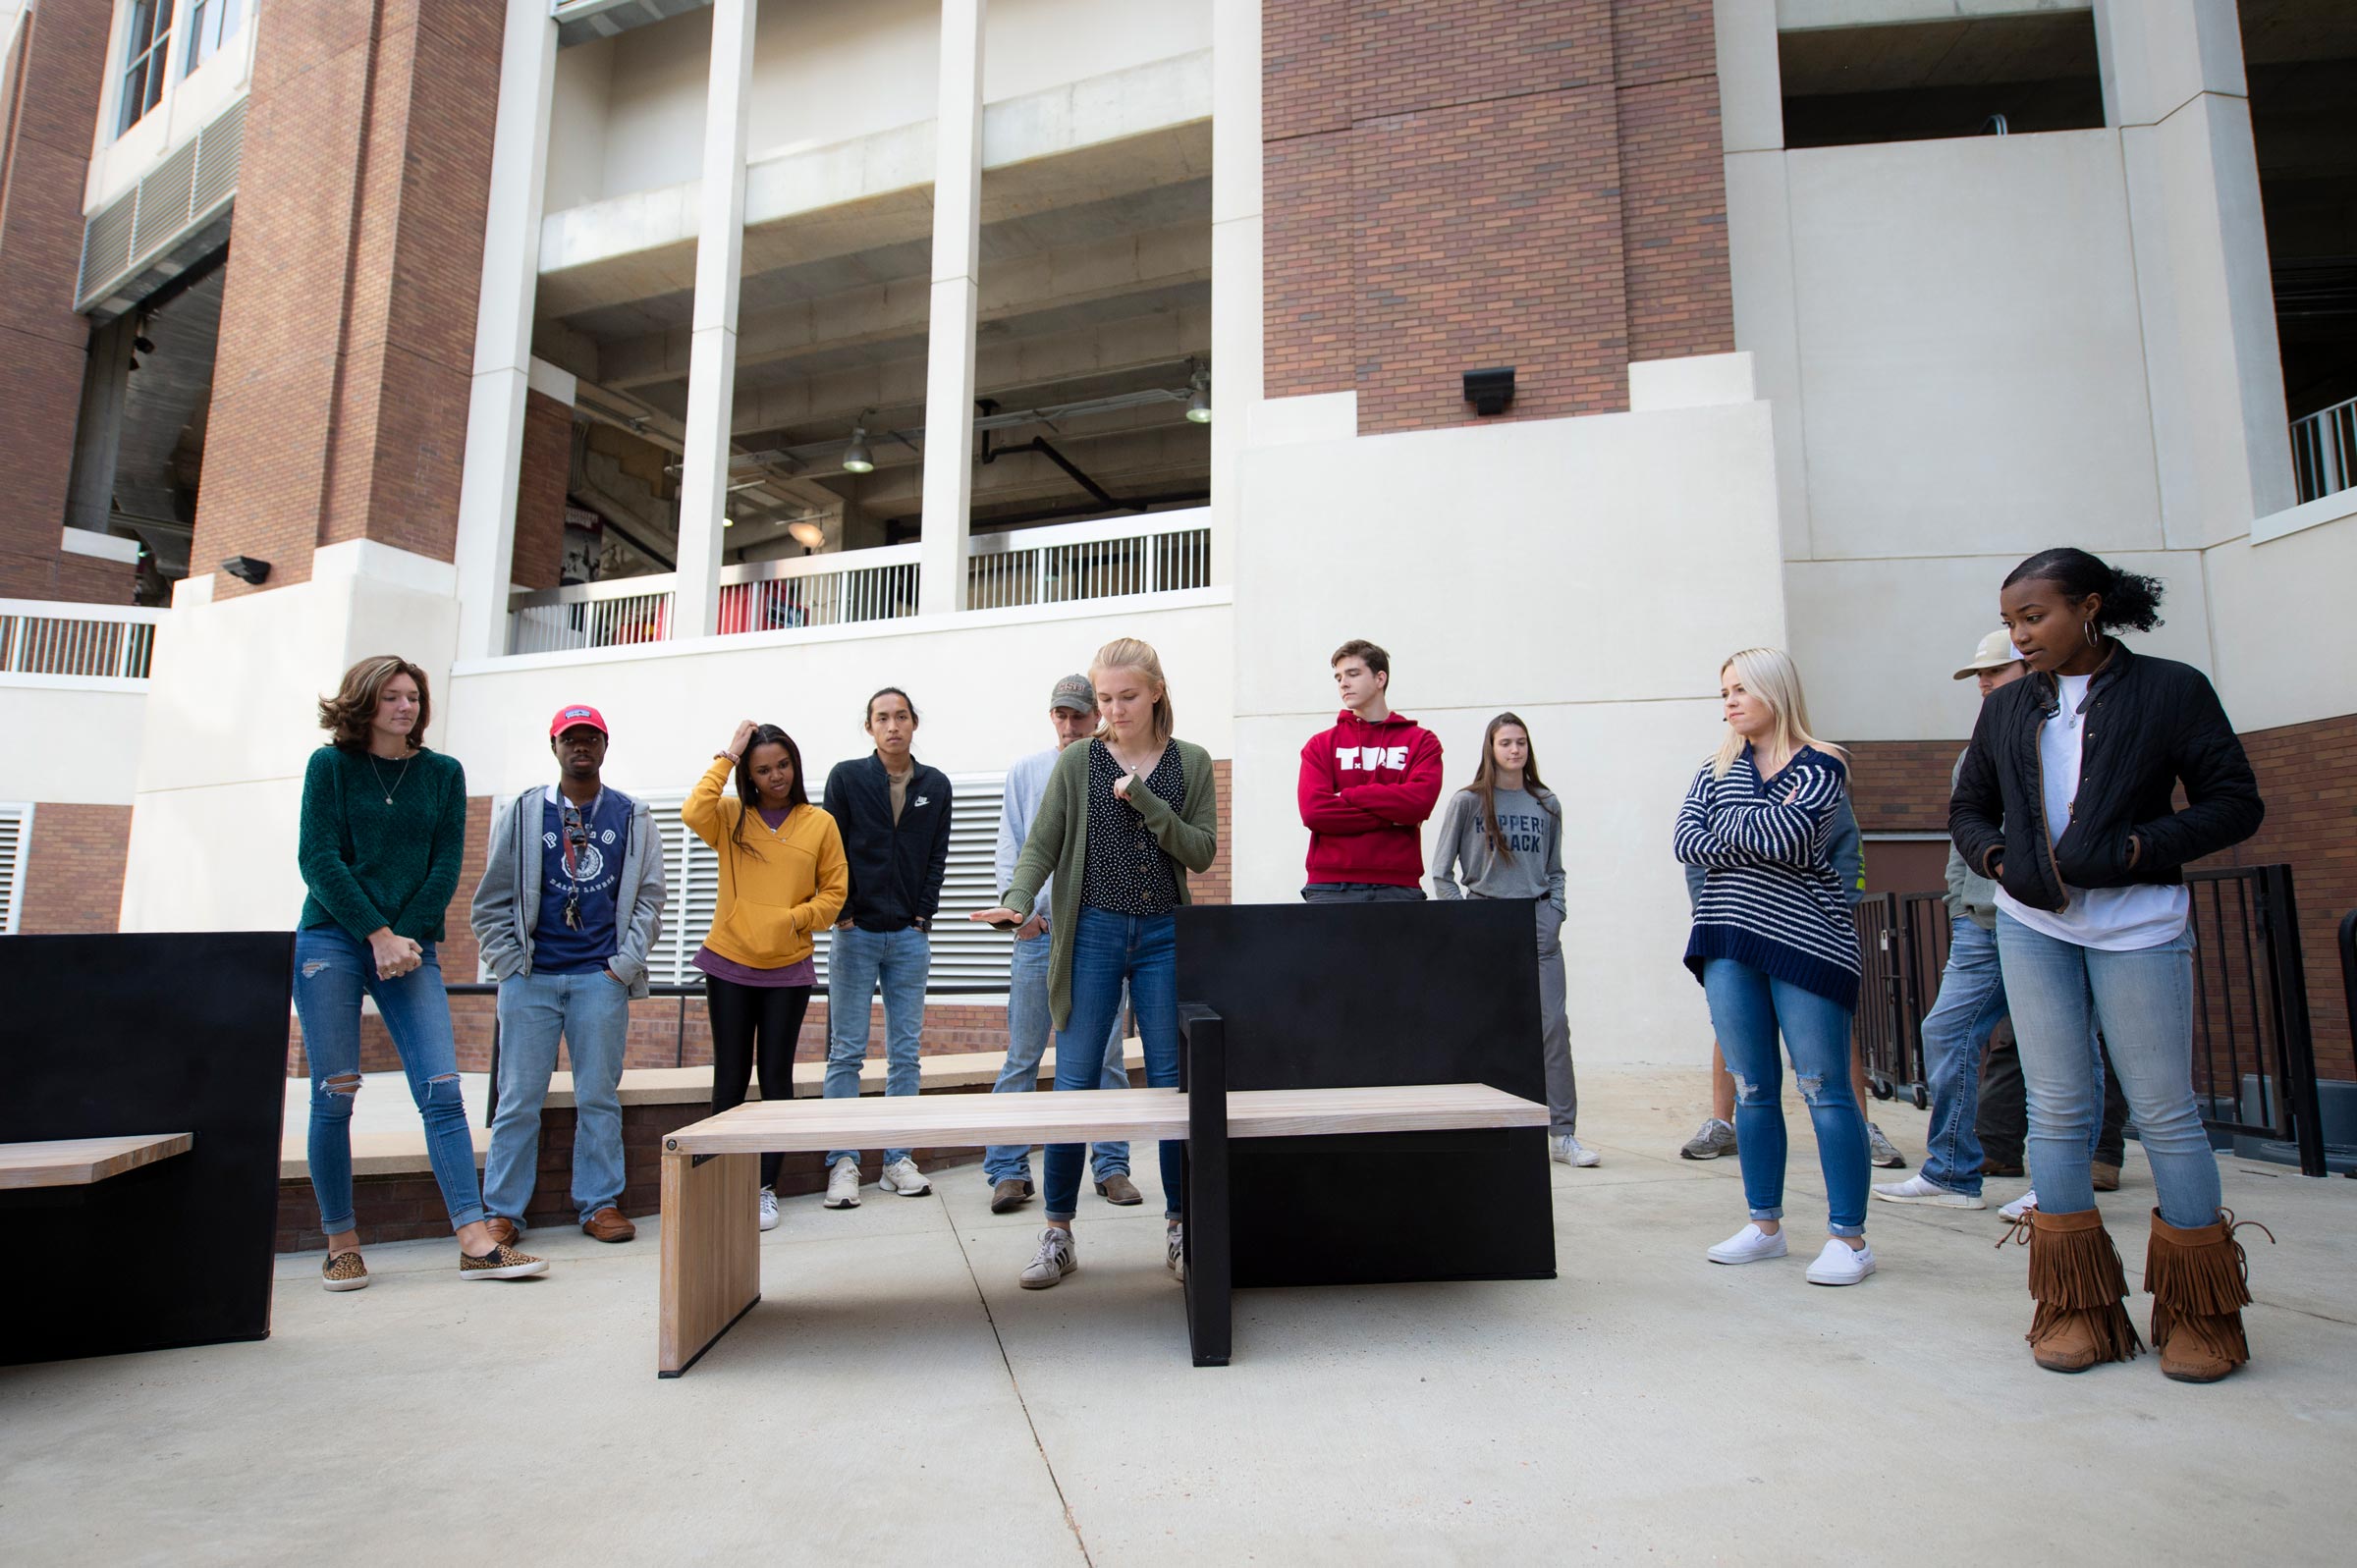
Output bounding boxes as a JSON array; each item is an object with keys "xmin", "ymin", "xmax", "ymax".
[
  {"xmin": 511, "ymin": 389, "xmax": 573, "ymax": 591},
  {"xmin": 0, "ymin": 0, "xmax": 117, "ymax": 600},
  {"xmin": 192, "ymin": 0, "xmax": 503, "ymax": 596},
  {"xmin": 17, "ymin": 802, "xmax": 130, "ymax": 932}
]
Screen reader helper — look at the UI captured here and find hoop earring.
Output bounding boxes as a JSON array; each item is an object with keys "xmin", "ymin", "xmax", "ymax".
[{"xmin": 2083, "ymin": 620, "xmax": 2098, "ymax": 648}]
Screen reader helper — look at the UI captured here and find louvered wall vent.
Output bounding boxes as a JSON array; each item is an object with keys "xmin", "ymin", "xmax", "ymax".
[{"xmin": 77, "ymin": 97, "xmax": 247, "ymax": 308}]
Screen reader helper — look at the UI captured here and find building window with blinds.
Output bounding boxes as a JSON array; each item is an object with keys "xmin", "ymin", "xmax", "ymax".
[{"xmin": 117, "ymin": 1, "xmax": 177, "ymax": 136}]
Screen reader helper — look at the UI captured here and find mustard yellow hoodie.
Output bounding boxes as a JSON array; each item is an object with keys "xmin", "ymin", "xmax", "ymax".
[{"xmin": 682, "ymin": 756, "xmax": 849, "ymax": 968}]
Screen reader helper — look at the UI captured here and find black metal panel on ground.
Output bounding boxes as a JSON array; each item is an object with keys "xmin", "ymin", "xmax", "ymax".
[
  {"xmin": 0, "ymin": 933, "xmax": 293, "ymax": 1364},
  {"xmin": 1175, "ymin": 900, "xmax": 1556, "ymax": 1287}
]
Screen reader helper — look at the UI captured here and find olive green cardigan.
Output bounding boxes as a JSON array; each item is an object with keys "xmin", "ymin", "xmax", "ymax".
[{"xmin": 1002, "ymin": 736, "xmax": 1219, "ymax": 1031}]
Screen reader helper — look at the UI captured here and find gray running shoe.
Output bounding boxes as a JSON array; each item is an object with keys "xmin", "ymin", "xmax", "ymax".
[
  {"xmin": 1679, "ymin": 1117, "xmax": 1737, "ymax": 1161},
  {"xmin": 1868, "ymin": 1121, "xmax": 1907, "ymax": 1169},
  {"xmin": 1019, "ymin": 1226, "xmax": 1077, "ymax": 1289}
]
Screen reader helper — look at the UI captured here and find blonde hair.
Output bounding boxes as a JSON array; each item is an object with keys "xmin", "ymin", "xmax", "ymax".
[
  {"xmin": 1089, "ymin": 637, "xmax": 1174, "ymax": 747},
  {"xmin": 1711, "ymin": 647, "xmax": 1844, "ymax": 780}
]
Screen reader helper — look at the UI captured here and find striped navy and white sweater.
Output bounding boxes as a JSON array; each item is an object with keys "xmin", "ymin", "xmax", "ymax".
[{"xmin": 1674, "ymin": 743, "xmax": 1861, "ymax": 1010}]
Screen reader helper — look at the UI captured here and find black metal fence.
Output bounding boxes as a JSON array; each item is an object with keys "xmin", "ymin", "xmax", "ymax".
[{"xmin": 1847, "ymin": 866, "xmax": 2329, "ymax": 1177}]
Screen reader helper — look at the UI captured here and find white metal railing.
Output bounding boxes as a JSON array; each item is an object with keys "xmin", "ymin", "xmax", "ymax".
[
  {"xmin": 2291, "ymin": 395, "xmax": 2355, "ymax": 505},
  {"xmin": 966, "ymin": 509, "xmax": 1212, "ymax": 610},
  {"xmin": 508, "ymin": 577, "xmax": 679, "ymax": 656},
  {"xmin": 716, "ymin": 545, "xmax": 921, "ymax": 633},
  {"xmin": 0, "ymin": 600, "xmax": 165, "ymax": 680}
]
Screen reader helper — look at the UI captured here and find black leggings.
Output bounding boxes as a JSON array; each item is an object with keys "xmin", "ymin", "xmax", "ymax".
[{"xmin": 706, "ymin": 976, "xmax": 813, "ymax": 1188}]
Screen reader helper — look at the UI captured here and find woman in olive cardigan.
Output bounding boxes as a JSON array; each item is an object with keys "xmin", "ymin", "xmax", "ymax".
[{"xmin": 973, "ymin": 638, "xmax": 1217, "ymax": 1291}]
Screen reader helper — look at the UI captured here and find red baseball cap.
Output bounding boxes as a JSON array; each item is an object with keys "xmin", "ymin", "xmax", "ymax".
[{"xmin": 549, "ymin": 704, "xmax": 609, "ymax": 738}]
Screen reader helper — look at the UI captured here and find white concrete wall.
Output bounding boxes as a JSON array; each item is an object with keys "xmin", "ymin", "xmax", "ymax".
[
  {"xmin": 443, "ymin": 593, "xmax": 1233, "ymax": 801},
  {"xmin": 2202, "ymin": 516, "xmax": 2357, "ymax": 735},
  {"xmin": 1233, "ymin": 392, "xmax": 1789, "ymax": 1064},
  {"xmin": 0, "ymin": 681, "xmax": 146, "ymax": 803},
  {"xmin": 559, "ymin": 0, "xmax": 1210, "ymax": 209}
]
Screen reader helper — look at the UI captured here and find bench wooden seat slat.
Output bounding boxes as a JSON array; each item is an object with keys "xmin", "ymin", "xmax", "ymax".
[
  {"xmin": 0, "ymin": 1133, "xmax": 194, "ymax": 1190},
  {"xmin": 663, "ymin": 1083, "xmax": 1545, "ymax": 1157}
]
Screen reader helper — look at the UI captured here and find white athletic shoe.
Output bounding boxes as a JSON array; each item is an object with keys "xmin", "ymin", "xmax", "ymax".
[
  {"xmin": 1167, "ymin": 1221, "xmax": 1184, "ymax": 1282},
  {"xmin": 1805, "ymin": 1237, "xmax": 1878, "ymax": 1286},
  {"xmin": 1872, "ymin": 1173, "xmax": 1985, "ymax": 1210},
  {"xmin": 1020, "ymin": 1226, "xmax": 1077, "ymax": 1289},
  {"xmin": 1551, "ymin": 1134, "xmax": 1602, "ymax": 1167},
  {"xmin": 1998, "ymin": 1189, "xmax": 2040, "ymax": 1221},
  {"xmin": 879, "ymin": 1158, "xmax": 931, "ymax": 1196},
  {"xmin": 825, "ymin": 1158, "xmax": 862, "ymax": 1209},
  {"xmin": 758, "ymin": 1186, "xmax": 781, "ymax": 1231},
  {"xmin": 1706, "ymin": 1222, "xmax": 1789, "ymax": 1266}
]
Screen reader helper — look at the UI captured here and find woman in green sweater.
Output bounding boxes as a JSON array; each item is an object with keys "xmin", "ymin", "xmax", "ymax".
[
  {"xmin": 972, "ymin": 637, "xmax": 1218, "ymax": 1291},
  {"xmin": 295, "ymin": 656, "xmax": 546, "ymax": 1290}
]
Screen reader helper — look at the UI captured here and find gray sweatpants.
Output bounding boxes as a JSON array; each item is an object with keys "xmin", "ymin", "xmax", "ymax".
[{"xmin": 1539, "ymin": 919, "xmax": 1576, "ymax": 1136}]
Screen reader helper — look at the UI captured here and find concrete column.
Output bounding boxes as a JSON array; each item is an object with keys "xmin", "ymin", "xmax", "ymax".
[
  {"xmin": 2096, "ymin": 0, "xmax": 2296, "ymax": 544},
  {"xmin": 1206, "ymin": 0, "xmax": 1261, "ymax": 589},
  {"xmin": 63, "ymin": 314, "xmax": 137, "ymax": 537},
  {"xmin": 673, "ymin": 0, "xmax": 759, "ymax": 638},
  {"xmin": 452, "ymin": 0, "xmax": 559, "ymax": 660},
  {"xmin": 916, "ymin": 0, "xmax": 985, "ymax": 618}
]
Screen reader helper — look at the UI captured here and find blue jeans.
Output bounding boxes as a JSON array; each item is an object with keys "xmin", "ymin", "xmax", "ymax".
[
  {"xmin": 985, "ymin": 932, "xmax": 1129, "ymax": 1185},
  {"xmin": 1994, "ymin": 911, "xmax": 2220, "ymax": 1226},
  {"xmin": 1044, "ymin": 907, "xmax": 1182, "ymax": 1221},
  {"xmin": 1919, "ymin": 919, "xmax": 2012, "ymax": 1196},
  {"xmin": 825, "ymin": 924, "xmax": 929, "ymax": 1166},
  {"xmin": 1301, "ymin": 882, "xmax": 1424, "ymax": 902},
  {"xmin": 483, "ymin": 969, "xmax": 630, "ymax": 1224},
  {"xmin": 1702, "ymin": 958, "xmax": 1868, "ymax": 1237},
  {"xmin": 293, "ymin": 925, "xmax": 484, "ymax": 1234}
]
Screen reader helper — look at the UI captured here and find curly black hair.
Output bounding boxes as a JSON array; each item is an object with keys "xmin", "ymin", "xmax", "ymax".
[{"xmin": 2002, "ymin": 547, "xmax": 2165, "ymax": 634}]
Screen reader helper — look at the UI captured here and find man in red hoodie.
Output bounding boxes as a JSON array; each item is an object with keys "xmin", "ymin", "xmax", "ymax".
[{"xmin": 1298, "ymin": 639, "xmax": 1445, "ymax": 901}]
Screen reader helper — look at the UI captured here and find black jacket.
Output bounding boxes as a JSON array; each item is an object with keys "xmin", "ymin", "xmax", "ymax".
[
  {"xmin": 1950, "ymin": 642, "xmax": 2262, "ymax": 913},
  {"xmin": 823, "ymin": 754, "xmax": 954, "ymax": 931}
]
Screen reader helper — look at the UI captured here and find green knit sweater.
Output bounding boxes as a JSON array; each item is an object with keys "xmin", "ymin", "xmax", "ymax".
[
  {"xmin": 1002, "ymin": 736, "xmax": 1218, "ymax": 1032},
  {"xmin": 298, "ymin": 744, "xmax": 469, "ymax": 943}
]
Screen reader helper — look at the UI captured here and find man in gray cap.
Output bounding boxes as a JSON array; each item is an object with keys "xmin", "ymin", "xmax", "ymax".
[{"xmin": 981, "ymin": 675, "xmax": 1139, "ymax": 1213}]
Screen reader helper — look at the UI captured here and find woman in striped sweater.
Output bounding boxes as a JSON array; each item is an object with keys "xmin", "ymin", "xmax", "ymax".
[{"xmin": 1674, "ymin": 648, "xmax": 1874, "ymax": 1286}]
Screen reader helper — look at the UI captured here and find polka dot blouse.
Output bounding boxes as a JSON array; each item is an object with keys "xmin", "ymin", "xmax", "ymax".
[{"xmin": 1080, "ymin": 737, "xmax": 1185, "ymax": 915}]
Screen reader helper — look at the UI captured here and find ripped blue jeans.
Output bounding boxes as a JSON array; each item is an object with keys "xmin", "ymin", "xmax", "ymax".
[
  {"xmin": 293, "ymin": 924, "xmax": 485, "ymax": 1235},
  {"xmin": 1702, "ymin": 958, "xmax": 1868, "ymax": 1237}
]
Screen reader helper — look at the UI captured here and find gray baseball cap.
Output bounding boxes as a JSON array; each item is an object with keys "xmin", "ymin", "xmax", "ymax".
[{"xmin": 1049, "ymin": 674, "xmax": 1095, "ymax": 713}]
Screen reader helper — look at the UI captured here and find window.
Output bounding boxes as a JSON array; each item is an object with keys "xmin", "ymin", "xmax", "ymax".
[
  {"xmin": 187, "ymin": 0, "xmax": 244, "ymax": 74},
  {"xmin": 1779, "ymin": 11, "xmax": 2104, "ymax": 150},
  {"xmin": 0, "ymin": 805, "xmax": 28, "ymax": 936},
  {"xmin": 117, "ymin": 1, "xmax": 177, "ymax": 136}
]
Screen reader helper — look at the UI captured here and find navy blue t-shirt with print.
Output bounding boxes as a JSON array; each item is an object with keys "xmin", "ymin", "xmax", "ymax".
[{"xmin": 533, "ymin": 787, "xmax": 630, "ymax": 974}]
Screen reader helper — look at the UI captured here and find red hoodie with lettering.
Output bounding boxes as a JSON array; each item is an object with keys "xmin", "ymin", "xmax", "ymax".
[{"xmin": 1297, "ymin": 710, "xmax": 1446, "ymax": 888}]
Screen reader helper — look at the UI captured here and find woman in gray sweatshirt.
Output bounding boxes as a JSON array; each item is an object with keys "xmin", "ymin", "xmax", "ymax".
[{"xmin": 1431, "ymin": 713, "xmax": 1593, "ymax": 1165}]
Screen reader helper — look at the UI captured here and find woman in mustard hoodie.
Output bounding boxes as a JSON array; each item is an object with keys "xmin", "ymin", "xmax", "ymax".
[{"xmin": 685, "ymin": 721, "xmax": 850, "ymax": 1230}]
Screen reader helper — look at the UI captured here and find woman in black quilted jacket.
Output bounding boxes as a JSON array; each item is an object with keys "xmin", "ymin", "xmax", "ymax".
[{"xmin": 1951, "ymin": 548, "xmax": 2267, "ymax": 1383}]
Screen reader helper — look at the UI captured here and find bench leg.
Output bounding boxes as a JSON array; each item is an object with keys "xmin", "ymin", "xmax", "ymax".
[
  {"xmin": 658, "ymin": 1151, "xmax": 760, "ymax": 1378},
  {"xmin": 1181, "ymin": 1004, "xmax": 1232, "ymax": 1367}
]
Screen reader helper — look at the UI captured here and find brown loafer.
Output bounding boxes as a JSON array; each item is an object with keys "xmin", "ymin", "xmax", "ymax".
[
  {"xmin": 483, "ymin": 1217, "xmax": 521, "ymax": 1247},
  {"xmin": 582, "ymin": 1206, "xmax": 636, "ymax": 1243},
  {"xmin": 990, "ymin": 1177, "xmax": 1034, "ymax": 1214},
  {"xmin": 2092, "ymin": 1162, "xmax": 2121, "ymax": 1192},
  {"xmin": 1096, "ymin": 1172, "xmax": 1143, "ymax": 1206}
]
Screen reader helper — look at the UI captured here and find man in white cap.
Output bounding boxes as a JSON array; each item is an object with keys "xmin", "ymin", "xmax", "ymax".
[{"xmin": 1872, "ymin": 631, "xmax": 2024, "ymax": 1211}]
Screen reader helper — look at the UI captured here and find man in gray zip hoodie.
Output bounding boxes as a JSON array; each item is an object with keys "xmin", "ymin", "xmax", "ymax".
[{"xmin": 470, "ymin": 705, "xmax": 667, "ymax": 1243}]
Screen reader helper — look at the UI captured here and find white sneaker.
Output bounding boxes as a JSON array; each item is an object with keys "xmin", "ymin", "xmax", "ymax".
[
  {"xmin": 1020, "ymin": 1226, "xmax": 1077, "ymax": 1289},
  {"xmin": 1872, "ymin": 1173, "xmax": 1985, "ymax": 1210},
  {"xmin": 1805, "ymin": 1237, "xmax": 1877, "ymax": 1286},
  {"xmin": 1551, "ymin": 1134, "xmax": 1602, "ymax": 1167},
  {"xmin": 824, "ymin": 1159, "xmax": 862, "ymax": 1209},
  {"xmin": 1998, "ymin": 1189, "xmax": 2039, "ymax": 1221},
  {"xmin": 879, "ymin": 1158, "xmax": 931, "ymax": 1196},
  {"xmin": 1706, "ymin": 1222, "xmax": 1789, "ymax": 1265},
  {"xmin": 758, "ymin": 1187, "xmax": 781, "ymax": 1231}
]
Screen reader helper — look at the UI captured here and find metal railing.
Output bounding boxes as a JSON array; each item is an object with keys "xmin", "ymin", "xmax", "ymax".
[
  {"xmin": 1849, "ymin": 892, "xmax": 1946, "ymax": 1107},
  {"xmin": 0, "ymin": 599, "xmax": 164, "ymax": 679},
  {"xmin": 504, "ymin": 511, "xmax": 1211, "ymax": 655},
  {"xmin": 2291, "ymin": 393, "xmax": 2356, "ymax": 505},
  {"xmin": 2185, "ymin": 864, "xmax": 2327, "ymax": 1175},
  {"xmin": 966, "ymin": 509, "xmax": 1212, "ymax": 610}
]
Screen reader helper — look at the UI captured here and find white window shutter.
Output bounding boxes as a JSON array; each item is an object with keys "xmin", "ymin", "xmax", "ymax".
[{"xmin": 0, "ymin": 804, "xmax": 29, "ymax": 936}]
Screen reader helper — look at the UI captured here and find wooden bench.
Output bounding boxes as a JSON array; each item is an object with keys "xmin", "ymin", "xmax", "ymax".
[
  {"xmin": 658, "ymin": 1008, "xmax": 1547, "ymax": 1376},
  {"xmin": 0, "ymin": 1134, "xmax": 193, "ymax": 1190}
]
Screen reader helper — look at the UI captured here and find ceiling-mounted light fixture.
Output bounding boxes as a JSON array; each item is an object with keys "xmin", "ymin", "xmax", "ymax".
[
  {"xmin": 842, "ymin": 418, "xmax": 876, "ymax": 474},
  {"xmin": 788, "ymin": 518, "xmax": 827, "ymax": 548},
  {"xmin": 1185, "ymin": 362, "xmax": 1212, "ymax": 424}
]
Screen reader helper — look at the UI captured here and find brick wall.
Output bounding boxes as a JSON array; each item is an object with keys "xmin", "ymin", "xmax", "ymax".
[
  {"xmin": 1845, "ymin": 722, "xmax": 2357, "ymax": 1082},
  {"xmin": 16, "ymin": 801, "xmax": 129, "ymax": 932},
  {"xmin": 0, "ymin": 0, "xmax": 112, "ymax": 600},
  {"xmin": 1262, "ymin": 0, "xmax": 1731, "ymax": 434},
  {"xmin": 287, "ymin": 762, "xmax": 1235, "ymax": 1076},
  {"xmin": 192, "ymin": 0, "xmax": 502, "ymax": 596},
  {"xmin": 512, "ymin": 390, "xmax": 573, "ymax": 590}
]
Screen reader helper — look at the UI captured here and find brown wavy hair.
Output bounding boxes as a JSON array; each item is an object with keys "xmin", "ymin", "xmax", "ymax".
[
  {"xmin": 1464, "ymin": 712, "xmax": 1557, "ymax": 865},
  {"xmin": 317, "ymin": 655, "xmax": 431, "ymax": 752}
]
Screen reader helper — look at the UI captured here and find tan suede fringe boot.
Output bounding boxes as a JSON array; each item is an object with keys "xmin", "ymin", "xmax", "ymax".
[
  {"xmin": 2013, "ymin": 1207, "xmax": 2142, "ymax": 1373},
  {"xmin": 2146, "ymin": 1208, "xmax": 2272, "ymax": 1384}
]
